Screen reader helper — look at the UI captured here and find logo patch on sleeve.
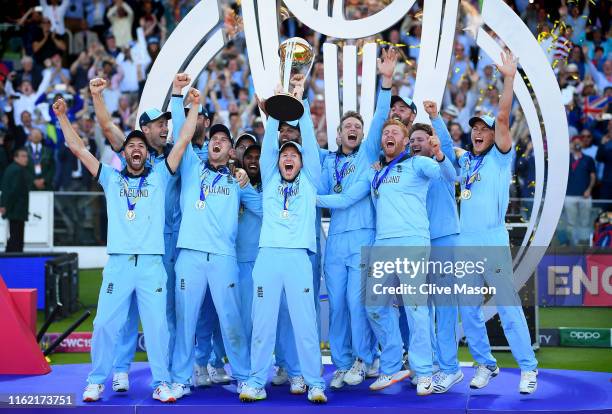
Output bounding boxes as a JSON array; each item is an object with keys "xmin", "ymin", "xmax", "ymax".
[
  {"xmin": 257, "ymin": 286, "xmax": 263, "ymax": 298},
  {"xmin": 106, "ymin": 283, "xmax": 114, "ymax": 294}
]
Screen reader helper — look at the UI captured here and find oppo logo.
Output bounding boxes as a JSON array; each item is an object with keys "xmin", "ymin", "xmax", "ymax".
[{"xmin": 570, "ymin": 331, "xmax": 601, "ymax": 340}]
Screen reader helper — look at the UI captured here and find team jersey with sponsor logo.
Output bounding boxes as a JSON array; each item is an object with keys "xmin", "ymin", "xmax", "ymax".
[
  {"xmin": 98, "ymin": 162, "xmax": 173, "ymax": 254},
  {"xmin": 237, "ymin": 182, "xmax": 263, "ymax": 263}
]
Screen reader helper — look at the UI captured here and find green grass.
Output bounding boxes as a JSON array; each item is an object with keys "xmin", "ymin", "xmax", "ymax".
[{"xmin": 39, "ymin": 269, "xmax": 612, "ymax": 371}]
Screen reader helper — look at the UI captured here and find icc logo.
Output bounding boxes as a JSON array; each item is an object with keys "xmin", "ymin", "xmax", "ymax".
[{"xmin": 139, "ymin": 0, "xmax": 569, "ymax": 322}]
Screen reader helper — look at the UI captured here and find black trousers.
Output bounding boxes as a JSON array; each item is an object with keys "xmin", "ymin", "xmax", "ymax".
[{"xmin": 6, "ymin": 220, "xmax": 25, "ymax": 252}]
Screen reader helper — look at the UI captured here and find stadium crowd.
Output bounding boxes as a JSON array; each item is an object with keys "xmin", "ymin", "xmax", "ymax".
[{"xmin": 0, "ymin": 0, "xmax": 610, "ymax": 248}]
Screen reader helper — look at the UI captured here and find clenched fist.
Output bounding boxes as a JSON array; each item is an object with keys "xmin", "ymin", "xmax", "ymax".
[
  {"xmin": 423, "ymin": 100, "xmax": 438, "ymax": 119},
  {"xmin": 89, "ymin": 78, "xmax": 107, "ymax": 95},
  {"xmin": 173, "ymin": 73, "xmax": 191, "ymax": 94},
  {"xmin": 52, "ymin": 98, "xmax": 67, "ymax": 116}
]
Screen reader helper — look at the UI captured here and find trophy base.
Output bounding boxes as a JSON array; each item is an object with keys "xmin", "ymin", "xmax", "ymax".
[{"xmin": 266, "ymin": 94, "xmax": 304, "ymax": 122}]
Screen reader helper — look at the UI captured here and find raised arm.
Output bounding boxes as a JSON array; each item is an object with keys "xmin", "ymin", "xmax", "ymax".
[
  {"xmin": 317, "ymin": 174, "xmax": 370, "ymax": 209},
  {"xmin": 258, "ymin": 96, "xmax": 280, "ymax": 182},
  {"xmin": 90, "ymin": 77, "xmax": 125, "ymax": 151},
  {"xmin": 33, "ymin": 69, "xmax": 52, "ymax": 101},
  {"xmin": 299, "ymin": 98, "xmax": 322, "ymax": 193},
  {"xmin": 415, "ymin": 155, "xmax": 441, "ymax": 180},
  {"xmin": 170, "ymin": 72, "xmax": 191, "ymax": 141},
  {"xmin": 430, "ymin": 134, "xmax": 456, "ymax": 184},
  {"xmin": 167, "ymin": 88, "xmax": 199, "ymax": 173},
  {"xmin": 359, "ymin": 47, "xmax": 397, "ymax": 164},
  {"xmin": 495, "ymin": 50, "xmax": 517, "ymax": 153},
  {"xmin": 424, "ymin": 100, "xmax": 458, "ymax": 167},
  {"xmin": 52, "ymin": 98, "xmax": 100, "ymax": 175}
]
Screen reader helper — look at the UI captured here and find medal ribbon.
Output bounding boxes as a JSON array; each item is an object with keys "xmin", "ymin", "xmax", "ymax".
[
  {"xmin": 334, "ymin": 152, "xmax": 350, "ymax": 188},
  {"xmin": 371, "ymin": 150, "xmax": 407, "ymax": 193},
  {"xmin": 122, "ymin": 175, "xmax": 145, "ymax": 214},
  {"xmin": 282, "ymin": 183, "xmax": 292, "ymax": 213},
  {"xmin": 200, "ymin": 169, "xmax": 226, "ymax": 203},
  {"xmin": 464, "ymin": 152, "xmax": 484, "ymax": 191}
]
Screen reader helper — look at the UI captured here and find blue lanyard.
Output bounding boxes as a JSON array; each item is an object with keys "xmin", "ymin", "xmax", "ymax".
[
  {"xmin": 334, "ymin": 152, "xmax": 350, "ymax": 186},
  {"xmin": 200, "ymin": 170, "xmax": 226, "ymax": 203},
  {"xmin": 464, "ymin": 153, "xmax": 484, "ymax": 190},
  {"xmin": 282, "ymin": 183, "xmax": 293, "ymax": 212},
  {"xmin": 122, "ymin": 175, "xmax": 145, "ymax": 213},
  {"xmin": 371, "ymin": 151, "xmax": 407, "ymax": 193}
]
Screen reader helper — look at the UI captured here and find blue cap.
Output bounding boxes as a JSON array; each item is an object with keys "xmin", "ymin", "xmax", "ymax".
[
  {"xmin": 278, "ymin": 119, "xmax": 300, "ymax": 130},
  {"xmin": 209, "ymin": 123, "xmax": 233, "ymax": 144},
  {"xmin": 122, "ymin": 130, "xmax": 148, "ymax": 149},
  {"xmin": 279, "ymin": 141, "xmax": 303, "ymax": 155},
  {"xmin": 183, "ymin": 104, "xmax": 209, "ymax": 118},
  {"xmin": 469, "ymin": 115, "xmax": 495, "ymax": 129},
  {"xmin": 139, "ymin": 108, "xmax": 171, "ymax": 128},
  {"xmin": 391, "ymin": 95, "xmax": 418, "ymax": 114}
]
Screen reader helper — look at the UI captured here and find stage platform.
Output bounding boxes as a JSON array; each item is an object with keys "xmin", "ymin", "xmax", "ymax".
[{"xmin": 1, "ymin": 362, "xmax": 611, "ymax": 413}]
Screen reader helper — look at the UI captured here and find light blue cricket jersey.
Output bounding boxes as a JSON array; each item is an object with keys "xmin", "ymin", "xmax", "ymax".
[
  {"xmin": 428, "ymin": 116, "xmax": 460, "ymax": 239},
  {"xmin": 320, "ymin": 87, "xmax": 391, "ymax": 236},
  {"xmin": 98, "ymin": 162, "xmax": 173, "ymax": 254},
  {"xmin": 318, "ymin": 154, "xmax": 443, "ymax": 241},
  {"xmin": 237, "ymin": 182, "xmax": 263, "ymax": 263},
  {"xmin": 176, "ymin": 144, "xmax": 262, "ymax": 257},
  {"xmin": 457, "ymin": 145, "xmax": 514, "ymax": 233},
  {"xmin": 259, "ymin": 100, "xmax": 322, "ymax": 254}
]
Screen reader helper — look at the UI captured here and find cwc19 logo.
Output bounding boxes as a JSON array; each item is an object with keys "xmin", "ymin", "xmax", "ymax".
[{"xmin": 139, "ymin": 0, "xmax": 569, "ymax": 323}]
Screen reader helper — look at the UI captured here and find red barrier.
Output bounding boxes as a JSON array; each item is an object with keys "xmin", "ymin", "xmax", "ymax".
[
  {"xmin": 0, "ymin": 276, "xmax": 50, "ymax": 375},
  {"xmin": 9, "ymin": 289, "xmax": 37, "ymax": 336}
]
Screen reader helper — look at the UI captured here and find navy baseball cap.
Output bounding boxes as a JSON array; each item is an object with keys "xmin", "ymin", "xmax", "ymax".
[
  {"xmin": 123, "ymin": 130, "xmax": 148, "ymax": 148},
  {"xmin": 391, "ymin": 94, "xmax": 418, "ymax": 114},
  {"xmin": 139, "ymin": 108, "xmax": 171, "ymax": 128},
  {"xmin": 183, "ymin": 104, "xmax": 209, "ymax": 118},
  {"xmin": 235, "ymin": 132, "xmax": 258, "ymax": 148},
  {"xmin": 209, "ymin": 124, "xmax": 233, "ymax": 144},
  {"xmin": 469, "ymin": 114, "xmax": 496, "ymax": 129},
  {"xmin": 278, "ymin": 119, "xmax": 300, "ymax": 131}
]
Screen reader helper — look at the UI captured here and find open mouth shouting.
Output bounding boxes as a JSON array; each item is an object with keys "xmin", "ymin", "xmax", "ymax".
[
  {"xmin": 385, "ymin": 139, "xmax": 396, "ymax": 151},
  {"xmin": 212, "ymin": 144, "xmax": 222, "ymax": 153},
  {"xmin": 410, "ymin": 145, "xmax": 421, "ymax": 155},
  {"xmin": 347, "ymin": 133, "xmax": 358, "ymax": 143},
  {"xmin": 247, "ymin": 162, "xmax": 259, "ymax": 173}
]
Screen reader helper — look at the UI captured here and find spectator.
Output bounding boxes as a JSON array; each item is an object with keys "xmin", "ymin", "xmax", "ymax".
[
  {"xmin": 0, "ymin": 129, "xmax": 9, "ymax": 181},
  {"xmin": 70, "ymin": 52, "xmax": 93, "ymax": 91},
  {"xmin": 104, "ymin": 32, "xmax": 121, "ymax": 58},
  {"xmin": 40, "ymin": 0, "xmax": 70, "ymax": 36},
  {"xmin": 26, "ymin": 129, "xmax": 55, "ymax": 191},
  {"xmin": 32, "ymin": 18, "xmax": 67, "ymax": 64},
  {"xmin": 5, "ymin": 70, "xmax": 51, "ymax": 126},
  {"xmin": 565, "ymin": 135, "xmax": 597, "ymax": 245},
  {"xmin": 70, "ymin": 19, "xmax": 100, "ymax": 57},
  {"xmin": 44, "ymin": 52, "xmax": 71, "ymax": 88},
  {"xmin": 15, "ymin": 56, "xmax": 43, "ymax": 91},
  {"xmin": 596, "ymin": 123, "xmax": 612, "ymax": 210},
  {"xmin": 448, "ymin": 121, "xmax": 468, "ymax": 149},
  {"xmin": 0, "ymin": 147, "xmax": 32, "ymax": 252},
  {"xmin": 107, "ymin": 0, "xmax": 134, "ymax": 48},
  {"xmin": 6, "ymin": 110, "xmax": 39, "ymax": 154},
  {"xmin": 56, "ymin": 121, "xmax": 97, "ymax": 191},
  {"xmin": 449, "ymin": 42, "xmax": 473, "ymax": 85},
  {"xmin": 85, "ymin": 0, "xmax": 108, "ymax": 43}
]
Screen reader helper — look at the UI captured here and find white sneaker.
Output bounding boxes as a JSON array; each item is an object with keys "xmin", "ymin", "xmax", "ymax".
[
  {"xmin": 83, "ymin": 384, "xmax": 104, "ymax": 402},
  {"xmin": 170, "ymin": 383, "xmax": 192, "ymax": 399},
  {"xmin": 519, "ymin": 369, "xmax": 538, "ymax": 394},
  {"xmin": 416, "ymin": 376, "xmax": 433, "ymax": 396},
  {"xmin": 289, "ymin": 376, "xmax": 307, "ymax": 394},
  {"xmin": 307, "ymin": 386, "xmax": 327, "ymax": 404},
  {"xmin": 153, "ymin": 383, "xmax": 176, "ymax": 403},
  {"xmin": 369, "ymin": 370, "xmax": 411, "ymax": 391},
  {"xmin": 236, "ymin": 381, "xmax": 248, "ymax": 394},
  {"xmin": 470, "ymin": 365, "xmax": 499, "ymax": 389},
  {"xmin": 239, "ymin": 385, "xmax": 267, "ymax": 402},
  {"xmin": 208, "ymin": 364, "xmax": 232, "ymax": 384},
  {"xmin": 344, "ymin": 359, "xmax": 366, "ymax": 385},
  {"xmin": 272, "ymin": 366, "xmax": 288, "ymax": 385},
  {"xmin": 433, "ymin": 371, "xmax": 464, "ymax": 393},
  {"xmin": 366, "ymin": 358, "xmax": 380, "ymax": 378},
  {"xmin": 194, "ymin": 364, "xmax": 212, "ymax": 387},
  {"xmin": 330, "ymin": 369, "xmax": 347, "ymax": 389},
  {"xmin": 112, "ymin": 372, "xmax": 129, "ymax": 392}
]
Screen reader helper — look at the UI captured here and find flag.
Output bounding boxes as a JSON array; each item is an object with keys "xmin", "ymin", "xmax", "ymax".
[{"xmin": 582, "ymin": 95, "xmax": 610, "ymax": 122}]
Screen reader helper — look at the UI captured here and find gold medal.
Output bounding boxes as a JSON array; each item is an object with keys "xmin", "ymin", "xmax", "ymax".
[
  {"xmin": 281, "ymin": 210, "xmax": 289, "ymax": 219},
  {"xmin": 333, "ymin": 183, "xmax": 342, "ymax": 193},
  {"xmin": 126, "ymin": 210, "xmax": 136, "ymax": 221},
  {"xmin": 461, "ymin": 189, "xmax": 472, "ymax": 200},
  {"xmin": 196, "ymin": 200, "xmax": 206, "ymax": 210}
]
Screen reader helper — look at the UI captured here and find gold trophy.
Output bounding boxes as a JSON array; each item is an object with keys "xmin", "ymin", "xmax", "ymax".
[{"xmin": 265, "ymin": 37, "xmax": 315, "ymax": 121}]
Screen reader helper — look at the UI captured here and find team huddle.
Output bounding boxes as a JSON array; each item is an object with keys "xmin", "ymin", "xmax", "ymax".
[{"xmin": 51, "ymin": 47, "xmax": 538, "ymax": 405}]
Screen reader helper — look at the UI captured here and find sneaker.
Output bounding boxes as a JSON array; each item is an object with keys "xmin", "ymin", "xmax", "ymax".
[
  {"xmin": 194, "ymin": 364, "xmax": 212, "ymax": 387},
  {"xmin": 366, "ymin": 358, "xmax": 380, "ymax": 378},
  {"xmin": 208, "ymin": 364, "xmax": 232, "ymax": 384},
  {"xmin": 289, "ymin": 376, "xmax": 307, "ymax": 394},
  {"xmin": 433, "ymin": 371, "xmax": 464, "ymax": 393},
  {"xmin": 519, "ymin": 369, "xmax": 538, "ymax": 394},
  {"xmin": 344, "ymin": 359, "xmax": 366, "ymax": 385},
  {"xmin": 272, "ymin": 366, "xmax": 288, "ymax": 386},
  {"xmin": 239, "ymin": 385, "xmax": 267, "ymax": 402},
  {"xmin": 112, "ymin": 372, "xmax": 129, "ymax": 392},
  {"xmin": 82, "ymin": 384, "xmax": 104, "ymax": 402},
  {"xmin": 470, "ymin": 365, "xmax": 499, "ymax": 389},
  {"xmin": 330, "ymin": 369, "xmax": 347, "ymax": 389},
  {"xmin": 369, "ymin": 370, "xmax": 411, "ymax": 391},
  {"xmin": 307, "ymin": 386, "xmax": 327, "ymax": 404},
  {"xmin": 153, "ymin": 383, "xmax": 176, "ymax": 403},
  {"xmin": 236, "ymin": 381, "xmax": 248, "ymax": 394},
  {"xmin": 416, "ymin": 376, "xmax": 433, "ymax": 396},
  {"xmin": 170, "ymin": 383, "xmax": 192, "ymax": 399}
]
